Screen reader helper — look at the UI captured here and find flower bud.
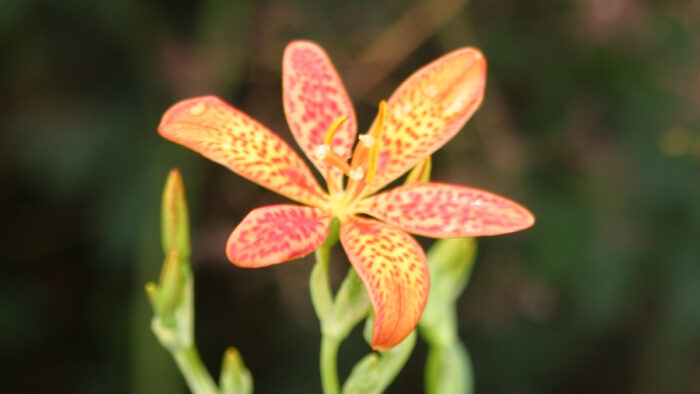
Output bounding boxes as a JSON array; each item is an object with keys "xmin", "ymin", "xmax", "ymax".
[
  {"xmin": 161, "ymin": 168, "xmax": 190, "ymax": 259},
  {"xmin": 220, "ymin": 347, "xmax": 253, "ymax": 394}
]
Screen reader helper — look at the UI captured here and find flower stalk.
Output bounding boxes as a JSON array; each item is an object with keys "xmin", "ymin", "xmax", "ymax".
[
  {"xmin": 310, "ymin": 218, "xmax": 372, "ymax": 394},
  {"xmin": 419, "ymin": 237, "xmax": 478, "ymax": 394},
  {"xmin": 146, "ymin": 169, "xmax": 252, "ymax": 394},
  {"xmin": 155, "ymin": 40, "xmax": 535, "ymax": 393}
]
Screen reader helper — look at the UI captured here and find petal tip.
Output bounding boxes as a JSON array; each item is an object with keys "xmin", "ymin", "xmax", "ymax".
[
  {"xmin": 158, "ymin": 95, "xmax": 224, "ymax": 137},
  {"xmin": 520, "ymin": 206, "xmax": 536, "ymax": 230},
  {"xmin": 284, "ymin": 39, "xmax": 323, "ymax": 55},
  {"xmin": 225, "ymin": 230, "xmax": 247, "ymax": 267},
  {"xmin": 340, "ymin": 217, "xmax": 430, "ymax": 351}
]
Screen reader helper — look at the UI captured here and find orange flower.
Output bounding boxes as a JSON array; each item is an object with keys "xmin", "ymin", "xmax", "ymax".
[{"xmin": 158, "ymin": 41, "xmax": 534, "ymax": 350}]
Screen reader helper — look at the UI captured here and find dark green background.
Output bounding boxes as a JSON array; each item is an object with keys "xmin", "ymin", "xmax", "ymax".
[{"xmin": 2, "ymin": 0, "xmax": 699, "ymax": 393}]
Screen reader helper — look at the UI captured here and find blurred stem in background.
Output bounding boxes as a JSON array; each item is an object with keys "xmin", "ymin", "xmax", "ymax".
[
  {"xmin": 419, "ymin": 238, "xmax": 477, "ymax": 394},
  {"xmin": 406, "ymin": 157, "xmax": 478, "ymax": 393},
  {"xmin": 145, "ymin": 169, "xmax": 252, "ymax": 394}
]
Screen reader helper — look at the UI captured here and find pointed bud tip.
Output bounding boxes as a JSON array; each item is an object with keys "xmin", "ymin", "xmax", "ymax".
[
  {"xmin": 168, "ymin": 167, "xmax": 181, "ymax": 178},
  {"xmin": 156, "ymin": 251, "xmax": 183, "ymax": 316},
  {"xmin": 145, "ymin": 282, "xmax": 159, "ymax": 311},
  {"xmin": 224, "ymin": 347, "xmax": 243, "ymax": 363},
  {"xmin": 161, "ymin": 168, "xmax": 191, "ymax": 258},
  {"xmin": 164, "ymin": 168, "xmax": 185, "ymax": 194}
]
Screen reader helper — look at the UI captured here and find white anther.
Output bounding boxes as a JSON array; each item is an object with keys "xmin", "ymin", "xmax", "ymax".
[
  {"xmin": 314, "ymin": 144, "xmax": 330, "ymax": 160},
  {"xmin": 358, "ymin": 134, "xmax": 375, "ymax": 148},
  {"xmin": 349, "ymin": 167, "xmax": 365, "ymax": 180}
]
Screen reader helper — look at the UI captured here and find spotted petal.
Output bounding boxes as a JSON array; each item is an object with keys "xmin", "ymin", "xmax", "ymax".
[
  {"xmin": 362, "ymin": 48, "xmax": 486, "ymax": 196},
  {"xmin": 340, "ymin": 216, "xmax": 429, "ymax": 350},
  {"xmin": 159, "ymin": 96, "xmax": 328, "ymax": 207},
  {"xmin": 357, "ymin": 182, "xmax": 534, "ymax": 238},
  {"xmin": 226, "ymin": 204, "xmax": 332, "ymax": 267},
  {"xmin": 283, "ymin": 41, "xmax": 357, "ymax": 176}
]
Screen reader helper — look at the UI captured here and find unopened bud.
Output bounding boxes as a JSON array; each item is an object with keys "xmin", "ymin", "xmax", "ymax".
[
  {"xmin": 157, "ymin": 250, "xmax": 183, "ymax": 318},
  {"xmin": 161, "ymin": 169, "xmax": 191, "ymax": 259},
  {"xmin": 220, "ymin": 347, "xmax": 253, "ymax": 394}
]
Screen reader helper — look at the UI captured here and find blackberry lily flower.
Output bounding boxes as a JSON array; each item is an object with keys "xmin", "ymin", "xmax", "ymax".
[{"xmin": 158, "ymin": 41, "xmax": 534, "ymax": 350}]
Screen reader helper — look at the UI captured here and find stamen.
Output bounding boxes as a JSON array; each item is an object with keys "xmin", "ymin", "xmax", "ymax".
[
  {"xmin": 323, "ymin": 115, "xmax": 348, "ymax": 145},
  {"xmin": 365, "ymin": 100, "xmax": 387, "ymax": 185},
  {"xmin": 358, "ymin": 134, "xmax": 375, "ymax": 148},
  {"xmin": 314, "ymin": 144, "xmax": 331, "ymax": 160},
  {"xmin": 341, "ymin": 100, "xmax": 387, "ymax": 208},
  {"xmin": 349, "ymin": 167, "xmax": 365, "ymax": 180},
  {"xmin": 316, "ymin": 145, "xmax": 352, "ymax": 176}
]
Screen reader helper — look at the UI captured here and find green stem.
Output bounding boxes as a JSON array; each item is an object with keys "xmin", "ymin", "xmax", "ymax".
[
  {"xmin": 310, "ymin": 247, "xmax": 333, "ymax": 321},
  {"xmin": 171, "ymin": 345, "xmax": 219, "ymax": 394},
  {"xmin": 320, "ymin": 336, "xmax": 341, "ymax": 394},
  {"xmin": 312, "ymin": 245, "xmax": 341, "ymax": 394}
]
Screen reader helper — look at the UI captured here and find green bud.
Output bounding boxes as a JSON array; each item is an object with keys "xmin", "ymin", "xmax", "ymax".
[
  {"xmin": 427, "ymin": 238, "xmax": 477, "ymax": 299},
  {"xmin": 161, "ymin": 168, "xmax": 191, "ymax": 259},
  {"xmin": 363, "ymin": 314, "xmax": 374, "ymax": 346},
  {"xmin": 157, "ymin": 250, "xmax": 183, "ymax": 319},
  {"xmin": 421, "ymin": 238, "xmax": 477, "ymax": 330},
  {"xmin": 144, "ymin": 282, "xmax": 159, "ymax": 311},
  {"xmin": 220, "ymin": 347, "xmax": 254, "ymax": 394},
  {"xmin": 342, "ymin": 331, "xmax": 416, "ymax": 394},
  {"xmin": 419, "ymin": 238, "xmax": 477, "ymax": 394}
]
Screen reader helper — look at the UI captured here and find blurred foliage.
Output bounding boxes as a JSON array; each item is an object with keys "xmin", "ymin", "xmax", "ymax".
[{"xmin": 2, "ymin": 0, "xmax": 699, "ymax": 393}]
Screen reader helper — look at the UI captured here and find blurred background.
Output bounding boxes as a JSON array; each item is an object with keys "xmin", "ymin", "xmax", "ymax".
[{"xmin": 2, "ymin": 0, "xmax": 700, "ymax": 393}]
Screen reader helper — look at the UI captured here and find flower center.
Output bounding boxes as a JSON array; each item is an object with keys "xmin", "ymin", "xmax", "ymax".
[{"xmin": 317, "ymin": 101, "xmax": 386, "ymax": 216}]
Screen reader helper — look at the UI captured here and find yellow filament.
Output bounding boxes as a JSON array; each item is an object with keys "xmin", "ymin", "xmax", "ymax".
[
  {"xmin": 321, "ymin": 150, "xmax": 352, "ymax": 176},
  {"xmin": 321, "ymin": 115, "xmax": 349, "ymax": 197},
  {"xmin": 323, "ymin": 115, "xmax": 348, "ymax": 145},
  {"xmin": 365, "ymin": 100, "xmax": 386, "ymax": 185}
]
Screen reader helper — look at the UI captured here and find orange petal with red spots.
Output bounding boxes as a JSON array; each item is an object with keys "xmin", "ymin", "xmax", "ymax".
[
  {"xmin": 357, "ymin": 182, "xmax": 534, "ymax": 238},
  {"xmin": 362, "ymin": 48, "xmax": 487, "ymax": 196},
  {"xmin": 283, "ymin": 41, "xmax": 357, "ymax": 175},
  {"xmin": 340, "ymin": 216, "xmax": 429, "ymax": 350},
  {"xmin": 159, "ymin": 96, "xmax": 328, "ymax": 207},
  {"xmin": 226, "ymin": 204, "xmax": 332, "ymax": 267}
]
